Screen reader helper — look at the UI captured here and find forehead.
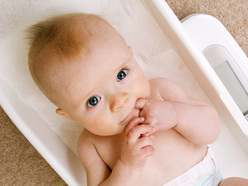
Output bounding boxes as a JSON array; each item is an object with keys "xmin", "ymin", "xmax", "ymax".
[
  {"xmin": 58, "ymin": 36, "xmax": 132, "ymax": 103},
  {"xmin": 72, "ymin": 39, "xmax": 131, "ymax": 84}
]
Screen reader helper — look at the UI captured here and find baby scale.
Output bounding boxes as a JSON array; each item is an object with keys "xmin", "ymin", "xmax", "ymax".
[{"xmin": 182, "ymin": 14, "xmax": 248, "ymax": 153}]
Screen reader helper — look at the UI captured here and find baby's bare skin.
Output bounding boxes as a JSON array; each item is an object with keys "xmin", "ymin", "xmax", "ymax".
[{"xmin": 77, "ymin": 78, "xmax": 216, "ymax": 186}]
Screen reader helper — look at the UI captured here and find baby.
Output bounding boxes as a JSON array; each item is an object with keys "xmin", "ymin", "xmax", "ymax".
[{"xmin": 27, "ymin": 13, "xmax": 248, "ymax": 185}]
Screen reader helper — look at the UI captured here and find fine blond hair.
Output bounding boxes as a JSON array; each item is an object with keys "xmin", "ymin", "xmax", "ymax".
[{"xmin": 26, "ymin": 13, "xmax": 115, "ymax": 105}]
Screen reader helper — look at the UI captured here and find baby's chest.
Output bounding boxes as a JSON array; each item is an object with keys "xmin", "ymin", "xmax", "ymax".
[{"xmin": 94, "ymin": 130, "xmax": 180, "ymax": 171}]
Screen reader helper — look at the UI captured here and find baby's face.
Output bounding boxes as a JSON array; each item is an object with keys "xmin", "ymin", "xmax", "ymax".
[{"xmin": 57, "ymin": 35, "xmax": 150, "ymax": 136}]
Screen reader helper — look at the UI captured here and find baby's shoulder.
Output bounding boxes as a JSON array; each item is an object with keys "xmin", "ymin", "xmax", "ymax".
[
  {"xmin": 149, "ymin": 77, "xmax": 171, "ymax": 88},
  {"xmin": 77, "ymin": 129, "xmax": 94, "ymax": 155},
  {"xmin": 149, "ymin": 77, "xmax": 176, "ymax": 92},
  {"xmin": 77, "ymin": 130, "xmax": 116, "ymax": 156},
  {"xmin": 149, "ymin": 77, "xmax": 178, "ymax": 89},
  {"xmin": 149, "ymin": 77, "xmax": 187, "ymax": 101},
  {"xmin": 77, "ymin": 130, "xmax": 113, "ymax": 180},
  {"xmin": 77, "ymin": 129, "xmax": 100, "ymax": 149},
  {"xmin": 78, "ymin": 128, "xmax": 93, "ymax": 141},
  {"xmin": 77, "ymin": 130, "xmax": 106, "ymax": 168}
]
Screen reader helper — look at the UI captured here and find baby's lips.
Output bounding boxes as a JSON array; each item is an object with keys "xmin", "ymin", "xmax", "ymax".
[{"xmin": 121, "ymin": 108, "xmax": 141, "ymax": 126}]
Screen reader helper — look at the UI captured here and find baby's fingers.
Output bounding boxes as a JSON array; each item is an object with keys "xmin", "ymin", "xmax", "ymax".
[
  {"xmin": 137, "ymin": 135, "xmax": 154, "ymax": 148},
  {"xmin": 125, "ymin": 117, "xmax": 144, "ymax": 134},
  {"xmin": 135, "ymin": 98, "xmax": 147, "ymax": 110},
  {"xmin": 137, "ymin": 135, "xmax": 155, "ymax": 158},
  {"xmin": 127, "ymin": 124, "xmax": 155, "ymax": 144},
  {"xmin": 141, "ymin": 144, "xmax": 155, "ymax": 158}
]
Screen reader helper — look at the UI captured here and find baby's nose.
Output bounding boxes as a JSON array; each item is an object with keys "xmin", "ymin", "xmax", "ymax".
[{"xmin": 110, "ymin": 92, "xmax": 129, "ymax": 112}]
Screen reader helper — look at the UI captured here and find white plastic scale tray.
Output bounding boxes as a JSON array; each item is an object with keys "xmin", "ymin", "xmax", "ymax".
[
  {"xmin": 182, "ymin": 14, "xmax": 248, "ymax": 153},
  {"xmin": 1, "ymin": 0, "xmax": 248, "ymax": 185}
]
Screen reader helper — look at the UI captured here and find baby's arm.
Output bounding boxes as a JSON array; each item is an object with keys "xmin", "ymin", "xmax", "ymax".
[
  {"xmin": 101, "ymin": 118, "xmax": 155, "ymax": 186},
  {"xmin": 78, "ymin": 117, "xmax": 155, "ymax": 186},
  {"xmin": 136, "ymin": 78, "xmax": 220, "ymax": 145},
  {"xmin": 77, "ymin": 130, "xmax": 111, "ymax": 186}
]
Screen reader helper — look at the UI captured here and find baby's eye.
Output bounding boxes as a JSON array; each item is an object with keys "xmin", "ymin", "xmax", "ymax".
[
  {"xmin": 87, "ymin": 96, "xmax": 100, "ymax": 108},
  {"xmin": 117, "ymin": 69, "xmax": 128, "ymax": 82}
]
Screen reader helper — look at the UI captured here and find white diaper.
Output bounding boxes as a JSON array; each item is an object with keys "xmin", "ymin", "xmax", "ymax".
[{"xmin": 163, "ymin": 148, "xmax": 222, "ymax": 186}]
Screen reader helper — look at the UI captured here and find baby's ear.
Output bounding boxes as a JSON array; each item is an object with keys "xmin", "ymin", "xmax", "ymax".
[
  {"xmin": 56, "ymin": 108, "xmax": 74, "ymax": 120},
  {"xmin": 128, "ymin": 46, "xmax": 133, "ymax": 55}
]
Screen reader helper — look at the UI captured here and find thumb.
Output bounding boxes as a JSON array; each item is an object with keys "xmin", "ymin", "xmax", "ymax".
[{"xmin": 135, "ymin": 98, "xmax": 147, "ymax": 110}]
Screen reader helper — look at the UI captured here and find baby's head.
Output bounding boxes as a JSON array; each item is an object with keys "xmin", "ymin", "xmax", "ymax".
[
  {"xmin": 27, "ymin": 13, "xmax": 150, "ymax": 136},
  {"xmin": 28, "ymin": 13, "xmax": 112, "ymax": 106}
]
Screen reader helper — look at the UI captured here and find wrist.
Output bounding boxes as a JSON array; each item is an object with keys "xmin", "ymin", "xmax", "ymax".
[
  {"xmin": 117, "ymin": 159, "xmax": 143, "ymax": 175},
  {"xmin": 99, "ymin": 160, "xmax": 142, "ymax": 186},
  {"xmin": 110, "ymin": 160, "xmax": 142, "ymax": 185}
]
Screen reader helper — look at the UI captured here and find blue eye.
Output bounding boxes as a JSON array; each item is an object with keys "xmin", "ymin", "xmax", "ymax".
[
  {"xmin": 87, "ymin": 96, "xmax": 100, "ymax": 108},
  {"xmin": 117, "ymin": 69, "xmax": 127, "ymax": 82}
]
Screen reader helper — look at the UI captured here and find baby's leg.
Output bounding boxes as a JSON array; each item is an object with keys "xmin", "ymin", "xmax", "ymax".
[{"xmin": 219, "ymin": 177, "xmax": 248, "ymax": 186}]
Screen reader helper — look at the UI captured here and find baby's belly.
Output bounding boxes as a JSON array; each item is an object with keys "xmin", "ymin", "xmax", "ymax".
[{"xmin": 141, "ymin": 129, "xmax": 208, "ymax": 186}]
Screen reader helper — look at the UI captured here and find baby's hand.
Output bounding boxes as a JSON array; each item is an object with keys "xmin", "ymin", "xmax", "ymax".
[
  {"xmin": 135, "ymin": 98, "xmax": 177, "ymax": 132},
  {"xmin": 120, "ymin": 117, "xmax": 155, "ymax": 171}
]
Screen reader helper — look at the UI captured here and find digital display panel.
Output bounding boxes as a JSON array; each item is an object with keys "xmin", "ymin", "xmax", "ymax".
[{"xmin": 214, "ymin": 60, "xmax": 248, "ymax": 119}]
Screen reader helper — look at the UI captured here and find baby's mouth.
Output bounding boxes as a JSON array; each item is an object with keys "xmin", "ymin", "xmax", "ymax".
[{"xmin": 120, "ymin": 109, "xmax": 140, "ymax": 125}]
